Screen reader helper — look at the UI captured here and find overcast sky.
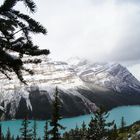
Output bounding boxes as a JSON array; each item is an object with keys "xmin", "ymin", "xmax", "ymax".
[{"xmin": 16, "ymin": 0, "xmax": 140, "ymax": 79}]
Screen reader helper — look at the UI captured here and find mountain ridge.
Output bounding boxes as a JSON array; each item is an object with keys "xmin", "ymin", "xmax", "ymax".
[{"xmin": 0, "ymin": 56, "xmax": 140, "ymax": 119}]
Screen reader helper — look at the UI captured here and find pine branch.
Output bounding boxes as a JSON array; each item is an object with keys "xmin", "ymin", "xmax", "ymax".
[
  {"xmin": 23, "ymin": 0, "xmax": 36, "ymax": 13},
  {"xmin": 0, "ymin": 0, "xmax": 18, "ymax": 13},
  {"xmin": 12, "ymin": 10, "xmax": 47, "ymax": 34},
  {"xmin": 0, "ymin": 0, "xmax": 50, "ymax": 84}
]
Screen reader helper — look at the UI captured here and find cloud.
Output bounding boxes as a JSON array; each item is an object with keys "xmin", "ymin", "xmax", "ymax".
[
  {"xmin": 128, "ymin": 64, "xmax": 140, "ymax": 81},
  {"xmin": 17, "ymin": 0, "xmax": 140, "ymax": 65}
]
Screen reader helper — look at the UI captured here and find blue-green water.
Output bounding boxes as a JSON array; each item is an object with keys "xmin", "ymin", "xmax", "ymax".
[{"xmin": 1, "ymin": 105, "xmax": 140, "ymax": 138}]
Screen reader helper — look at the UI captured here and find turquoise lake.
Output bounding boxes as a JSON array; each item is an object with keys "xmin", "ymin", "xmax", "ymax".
[{"xmin": 1, "ymin": 105, "xmax": 140, "ymax": 138}]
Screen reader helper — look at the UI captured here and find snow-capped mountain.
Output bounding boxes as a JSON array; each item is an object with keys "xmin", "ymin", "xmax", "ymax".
[
  {"xmin": 67, "ymin": 57, "xmax": 140, "ymax": 94},
  {"xmin": 0, "ymin": 56, "xmax": 140, "ymax": 119}
]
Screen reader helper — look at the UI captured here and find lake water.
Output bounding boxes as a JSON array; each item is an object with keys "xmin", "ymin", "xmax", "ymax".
[{"xmin": 1, "ymin": 105, "xmax": 140, "ymax": 138}]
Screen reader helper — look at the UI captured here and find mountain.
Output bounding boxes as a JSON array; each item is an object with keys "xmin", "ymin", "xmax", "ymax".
[
  {"xmin": 0, "ymin": 56, "xmax": 140, "ymax": 120},
  {"xmin": 68, "ymin": 57, "xmax": 140, "ymax": 94}
]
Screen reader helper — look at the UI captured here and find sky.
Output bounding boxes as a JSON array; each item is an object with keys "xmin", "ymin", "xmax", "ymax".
[{"xmin": 15, "ymin": 0, "xmax": 140, "ymax": 80}]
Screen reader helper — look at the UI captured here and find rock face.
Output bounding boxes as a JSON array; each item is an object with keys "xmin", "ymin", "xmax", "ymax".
[
  {"xmin": 0, "ymin": 56, "xmax": 140, "ymax": 120},
  {"xmin": 68, "ymin": 57, "xmax": 140, "ymax": 94}
]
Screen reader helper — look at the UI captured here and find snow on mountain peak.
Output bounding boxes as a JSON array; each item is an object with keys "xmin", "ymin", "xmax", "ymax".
[
  {"xmin": 67, "ymin": 57, "xmax": 89, "ymax": 66},
  {"xmin": 0, "ymin": 56, "xmax": 140, "ymax": 94},
  {"xmin": 0, "ymin": 56, "xmax": 140, "ymax": 119}
]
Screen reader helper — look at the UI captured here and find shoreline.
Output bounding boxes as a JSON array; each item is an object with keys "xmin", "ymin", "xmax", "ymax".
[{"xmin": 2, "ymin": 104, "xmax": 140, "ymax": 122}]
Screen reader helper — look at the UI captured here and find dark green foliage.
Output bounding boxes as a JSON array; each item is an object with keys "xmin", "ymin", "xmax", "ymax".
[
  {"xmin": 6, "ymin": 127, "xmax": 11, "ymax": 140},
  {"xmin": 11, "ymin": 135, "xmax": 14, "ymax": 140},
  {"xmin": 0, "ymin": 0, "xmax": 49, "ymax": 84},
  {"xmin": 63, "ymin": 107, "xmax": 115, "ymax": 140},
  {"xmin": 63, "ymin": 132, "xmax": 70, "ymax": 140},
  {"xmin": 63, "ymin": 129, "xmax": 77, "ymax": 140},
  {"xmin": 113, "ymin": 124, "xmax": 118, "ymax": 138},
  {"xmin": 2, "ymin": 135, "xmax": 5, "ymax": 140},
  {"xmin": 80, "ymin": 122, "xmax": 87, "ymax": 140},
  {"xmin": 0, "ymin": 111, "xmax": 136, "ymax": 140},
  {"xmin": 44, "ymin": 121, "xmax": 49, "ymax": 140},
  {"xmin": 20, "ymin": 116, "xmax": 32, "ymax": 140},
  {"xmin": 72, "ymin": 125, "xmax": 81, "ymax": 140},
  {"xmin": 120, "ymin": 116, "xmax": 126, "ymax": 133},
  {"xmin": 32, "ymin": 120, "xmax": 37, "ymax": 140},
  {"xmin": 0, "ymin": 124, "xmax": 2, "ymax": 140},
  {"xmin": 16, "ymin": 135, "xmax": 20, "ymax": 140},
  {"xmin": 87, "ymin": 117, "xmax": 99, "ymax": 140},
  {"xmin": 48, "ymin": 87, "xmax": 65, "ymax": 140},
  {"xmin": 87, "ymin": 107, "xmax": 114, "ymax": 140},
  {"xmin": 108, "ymin": 124, "xmax": 118, "ymax": 140}
]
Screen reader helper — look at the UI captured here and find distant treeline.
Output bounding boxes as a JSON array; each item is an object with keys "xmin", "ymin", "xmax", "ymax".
[{"xmin": 1, "ymin": 88, "xmax": 140, "ymax": 140}]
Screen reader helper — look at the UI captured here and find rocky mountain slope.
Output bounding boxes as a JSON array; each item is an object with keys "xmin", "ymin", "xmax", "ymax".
[
  {"xmin": 68, "ymin": 57, "xmax": 140, "ymax": 94},
  {"xmin": 0, "ymin": 56, "xmax": 140, "ymax": 120}
]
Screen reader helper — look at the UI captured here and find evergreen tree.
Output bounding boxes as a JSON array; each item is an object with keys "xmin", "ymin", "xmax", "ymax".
[
  {"xmin": 74, "ymin": 125, "xmax": 81, "ymax": 140},
  {"xmin": 0, "ymin": 0, "xmax": 50, "ymax": 84},
  {"xmin": 65, "ymin": 129, "xmax": 75, "ymax": 140},
  {"xmin": 2, "ymin": 135, "xmax": 5, "ymax": 140},
  {"xmin": 32, "ymin": 120, "xmax": 37, "ymax": 140},
  {"xmin": 0, "ymin": 124, "xmax": 2, "ymax": 140},
  {"xmin": 48, "ymin": 87, "xmax": 65, "ymax": 140},
  {"xmin": 67, "ymin": 124, "xmax": 81, "ymax": 140},
  {"xmin": 6, "ymin": 127, "xmax": 11, "ymax": 140},
  {"xmin": 11, "ymin": 135, "xmax": 14, "ymax": 140},
  {"xmin": 80, "ymin": 121, "xmax": 87, "ymax": 140},
  {"xmin": 20, "ymin": 116, "xmax": 32, "ymax": 140},
  {"xmin": 112, "ymin": 124, "xmax": 118, "ymax": 140},
  {"xmin": 75, "ymin": 124, "xmax": 79, "ymax": 134},
  {"xmin": 87, "ymin": 107, "xmax": 114, "ymax": 140},
  {"xmin": 108, "ymin": 124, "xmax": 118, "ymax": 140},
  {"xmin": 16, "ymin": 135, "xmax": 20, "ymax": 140},
  {"xmin": 87, "ymin": 117, "xmax": 99, "ymax": 140},
  {"xmin": 120, "ymin": 116, "xmax": 126, "ymax": 133},
  {"xmin": 81, "ymin": 121, "xmax": 86, "ymax": 134},
  {"xmin": 63, "ymin": 132, "xmax": 70, "ymax": 140},
  {"xmin": 44, "ymin": 121, "xmax": 49, "ymax": 140}
]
